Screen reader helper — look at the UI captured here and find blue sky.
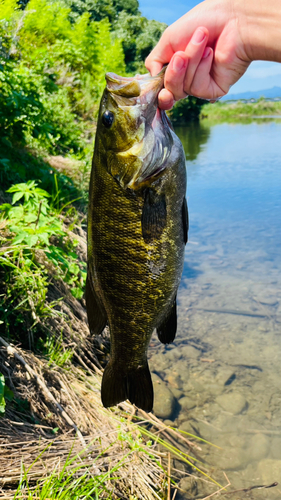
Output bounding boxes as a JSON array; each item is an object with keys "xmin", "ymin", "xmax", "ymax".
[{"xmin": 139, "ymin": 0, "xmax": 281, "ymax": 95}]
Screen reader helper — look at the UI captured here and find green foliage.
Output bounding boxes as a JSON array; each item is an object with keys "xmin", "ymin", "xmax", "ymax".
[
  {"xmin": 0, "ymin": 373, "xmax": 6, "ymax": 413},
  {"xmin": 0, "ymin": 181, "xmax": 86, "ymax": 349},
  {"xmin": 1, "ymin": 181, "xmax": 86, "ymax": 297},
  {"xmin": 44, "ymin": 332, "xmax": 73, "ymax": 367},
  {"xmin": 0, "ymin": 372, "xmax": 14, "ymax": 414},
  {"xmin": 0, "ymin": 0, "xmax": 126, "ymax": 156},
  {"xmin": 168, "ymin": 96, "xmax": 207, "ymax": 124},
  {"xmin": 2, "ymin": 181, "xmax": 64, "ymax": 247},
  {"xmin": 113, "ymin": 11, "xmax": 166, "ymax": 73},
  {"xmin": 61, "ymin": 0, "xmax": 139, "ymax": 22},
  {"xmin": 200, "ymin": 97, "xmax": 281, "ymax": 122}
]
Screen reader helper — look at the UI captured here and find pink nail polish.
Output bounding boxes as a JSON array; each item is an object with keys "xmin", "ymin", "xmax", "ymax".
[
  {"xmin": 172, "ymin": 54, "xmax": 186, "ymax": 72},
  {"xmin": 191, "ymin": 28, "xmax": 206, "ymax": 45},
  {"xmin": 203, "ymin": 47, "xmax": 211, "ymax": 58}
]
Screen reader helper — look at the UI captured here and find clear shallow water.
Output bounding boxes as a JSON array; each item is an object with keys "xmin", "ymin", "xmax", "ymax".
[{"xmin": 149, "ymin": 121, "xmax": 281, "ymax": 499}]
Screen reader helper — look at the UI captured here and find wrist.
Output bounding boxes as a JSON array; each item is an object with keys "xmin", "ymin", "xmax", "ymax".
[{"xmin": 236, "ymin": 0, "xmax": 281, "ymax": 63}]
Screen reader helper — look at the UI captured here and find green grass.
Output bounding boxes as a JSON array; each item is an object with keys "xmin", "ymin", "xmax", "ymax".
[
  {"xmin": 201, "ymin": 98, "xmax": 281, "ymax": 122},
  {"xmin": 12, "ymin": 441, "xmax": 140, "ymax": 500}
]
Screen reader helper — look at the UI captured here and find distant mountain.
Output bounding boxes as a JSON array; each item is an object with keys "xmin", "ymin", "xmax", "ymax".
[{"xmin": 221, "ymin": 86, "xmax": 281, "ymax": 101}]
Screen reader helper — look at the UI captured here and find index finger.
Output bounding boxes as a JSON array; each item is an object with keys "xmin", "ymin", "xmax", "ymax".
[
  {"xmin": 145, "ymin": 31, "xmax": 175, "ymax": 76},
  {"xmin": 146, "ymin": 60, "xmax": 164, "ymax": 77}
]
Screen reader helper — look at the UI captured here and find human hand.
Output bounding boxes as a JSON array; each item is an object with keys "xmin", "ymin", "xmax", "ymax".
[{"xmin": 145, "ymin": 0, "xmax": 251, "ymax": 109}]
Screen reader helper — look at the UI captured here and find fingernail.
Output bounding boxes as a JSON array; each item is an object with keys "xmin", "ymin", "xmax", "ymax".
[
  {"xmin": 171, "ymin": 54, "xmax": 186, "ymax": 72},
  {"xmin": 191, "ymin": 28, "xmax": 206, "ymax": 45},
  {"xmin": 203, "ymin": 47, "xmax": 211, "ymax": 58}
]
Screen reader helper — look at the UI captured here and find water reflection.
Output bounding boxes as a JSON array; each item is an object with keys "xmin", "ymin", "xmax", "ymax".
[
  {"xmin": 149, "ymin": 121, "xmax": 281, "ymax": 499},
  {"xmin": 176, "ymin": 121, "xmax": 210, "ymax": 161}
]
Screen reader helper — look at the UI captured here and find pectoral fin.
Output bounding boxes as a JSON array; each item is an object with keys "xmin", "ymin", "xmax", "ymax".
[
  {"xmin": 141, "ymin": 188, "xmax": 167, "ymax": 243},
  {"xmin": 182, "ymin": 196, "xmax": 189, "ymax": 245},
  {"xmin": 157, "ymin": 298, "xmax": 177, "ymax": 344},
  {"xmin": 85, "ymin": 271, "xmax": 107, "ymax": 335}
]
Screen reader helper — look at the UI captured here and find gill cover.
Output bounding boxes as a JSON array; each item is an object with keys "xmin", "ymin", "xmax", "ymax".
[{"xmin": 99, "ymin": 69, "xmax": 174, "ymax": 190}]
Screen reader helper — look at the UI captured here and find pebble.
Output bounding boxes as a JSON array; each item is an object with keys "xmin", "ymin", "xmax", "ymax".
[
  {"xmin": 171, "ymin": 360, "xmax": 190, "ymax": 381},
  {"xmin": 216, "ymin": 392, "xmax": 247, "ymax": 415},
  {"xmin": 192, "ymin": 420, "xmax": 221, "ymax": 444},
  {"xmin": 179, "ymin": 420, "xmax": 196, "ymax": 434},
  {"xmin": 163, "ymin": 419, "xmax": 174, "ymax": 427},
  {"xmin": 256, "ymin": 296, "xmax": 278, "ymax": 306},
  {"xmin": 149, "ymin": 353, "xmax": 170, "ymax": 371},
  {"xmin": 179, "ymin": 345, "xmax": 200, "ymax": 359},
  {"xmin": 257, "ymin": 458, "xmax": 281, "ymax": 484},
  {"xmin": 188, "ymin": 378, "xmax": 205, "ymax": 393},
  {"xmin": 179, "ymin": 477, "xmax": 197, "ymax": 494},
  {"xmin": 170, "ymin": 387, "xmax": 183, "ymax": 399},
  {"xmin": 152, "ymin": 373, "xmax": 176, "ymax": 419},
  {"xmin": 166, "ymin": 372, "xmax": 183, "ymax": 390},
  {"xmin": 216, "ymin": 368, "xmax": 236, "ymax": 387},
  {"xmin": 179, "ymin": 396, "xmax": 197, "ymax": 410},
  {"xmin": 211, "ymin": 446, "xmax": 249, "ymax": 470},
  {"xmin": 247, "ymin": 433, "xmax": 270, "ymax": 461},
  {"xmin": 270, "ymin": 438, "xmax": 281, "ymax": 459},
  {"xmin": 206, "ymin": 383, "xmax": 224, "ymax": 396}
]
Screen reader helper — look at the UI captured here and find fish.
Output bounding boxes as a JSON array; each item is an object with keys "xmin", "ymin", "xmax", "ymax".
[{"xmin": 86, "ymin": 68, "xmax": 188, "ymax": 412}]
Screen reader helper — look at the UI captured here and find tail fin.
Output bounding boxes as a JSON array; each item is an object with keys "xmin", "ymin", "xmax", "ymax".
[{"xmin": 101, "ymin": 360, "xmax": 153, "ymax": 412}]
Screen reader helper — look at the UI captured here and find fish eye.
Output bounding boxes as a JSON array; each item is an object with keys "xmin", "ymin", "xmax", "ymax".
[{"xmin": 102, "ymin": 110, "xmax": 114, "ymax": 128}]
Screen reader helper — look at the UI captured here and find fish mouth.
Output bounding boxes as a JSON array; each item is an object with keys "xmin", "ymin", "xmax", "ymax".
[
  {"xmin": 106, "ymin": 67, "xmax": 166, "ymax": 99},
  {"xmin": 106, "ymin": 68, "xmax": 174, "ymax": 190},
  {"xmin": 106, "ymin": 67, "xmax": 167, "ymax": 126}
]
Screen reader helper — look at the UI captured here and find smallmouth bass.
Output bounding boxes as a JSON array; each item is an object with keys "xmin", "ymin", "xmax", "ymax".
[{"xmin": 86, "ymin": 69, "xmax": 188, "ymax": 412}]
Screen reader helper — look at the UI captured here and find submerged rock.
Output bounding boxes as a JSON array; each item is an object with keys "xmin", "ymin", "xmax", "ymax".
[
  {"xmin": 179, "ymin": 396, "xmax": 197, "ymax": 410},
  {"xmin": 270, "ymin": 437, "xmax": 281, "ymax": 459},
  {"xmin": 152, "ymin": 373, "xmax": 176, "ymax": 419},
  {"xmin": 248, "ymin": 433, "xmax": 270, "ymax": 461},
  {"xmin": 216, "ymin": 392, "xmax": 247, "ymax": 415},
  {"xmin": 216, "ymin": 368, "xmax": 236, "ymax": 387},
  {"xmin": 169, "ymin": 386, "xmax": 183, "ymax": 399},
  {"xmin": 257, "ymin": 458, "xmax": 281, "ymax": 485}
]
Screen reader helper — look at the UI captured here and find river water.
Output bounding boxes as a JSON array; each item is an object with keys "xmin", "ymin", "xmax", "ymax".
[{"xmin": 148, "ymin": 120, "xmax": 281, "ymax": 499}]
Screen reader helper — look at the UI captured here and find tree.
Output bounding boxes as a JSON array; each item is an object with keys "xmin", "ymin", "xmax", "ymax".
[{"xmin": 113, "ymin": 11, "xmax": 166, "ymax": 73}]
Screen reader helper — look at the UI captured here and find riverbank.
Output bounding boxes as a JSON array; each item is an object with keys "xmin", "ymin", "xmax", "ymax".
[
  {"xmin": 200, "ymin": 98, "xmax": 281, "ymax": 122},
  {"xmin": 0, "ymin": 145, "xmax": 217, "ymax": 499}
]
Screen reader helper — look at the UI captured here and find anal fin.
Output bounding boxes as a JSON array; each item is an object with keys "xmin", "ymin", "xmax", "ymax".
[
  {"xmin": 101, "ymin": 360, "xmax": 153, "ymax": 412},
  {"xmin": 85, "ymin": 270, "xmax": 107, "ymax": 335},
  {"xmin": 157, "ymin": 298, "xmax": 177, "ymax": 344}
]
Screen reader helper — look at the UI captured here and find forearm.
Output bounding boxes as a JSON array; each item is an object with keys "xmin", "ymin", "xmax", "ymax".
[{"xmin": 236, "ymin": 0, "xmax": 281, "ymax": 63}]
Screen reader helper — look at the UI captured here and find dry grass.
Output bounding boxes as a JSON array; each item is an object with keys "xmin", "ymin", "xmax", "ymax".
[
  {"xmin": 0, "ymin": 340, "xmax": 167, "ymax": 499},
  {"xmin": 0, "ymin": 197, "xmax": 216, "ymax": 500}
]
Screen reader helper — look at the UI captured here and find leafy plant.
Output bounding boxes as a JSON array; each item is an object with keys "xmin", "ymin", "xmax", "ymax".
[
  {"xmin": 0, "ymin": 372, "xmax": 14, "ymax": 414},
  {"xmin": 0, "ymin": 180, "xmax": 86, "ymax": 353},
  {"xmin": 44, "ymin": 332, "xmax": 73, "ymax": 367},
  {"xmin": 0, "ymin": 180, "xmax": 86, "ymax": 299}
]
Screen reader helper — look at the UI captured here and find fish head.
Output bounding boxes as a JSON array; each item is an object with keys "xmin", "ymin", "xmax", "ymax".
[{"xmin": 97, "ymin": 68, "xmax": 174, "ymax": 190}]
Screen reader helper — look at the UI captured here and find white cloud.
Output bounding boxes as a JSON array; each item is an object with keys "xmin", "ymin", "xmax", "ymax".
[
  {"xmin": 229, "ymin": 62, "xmax": 281, "ymax": 94},
  {"xmin": 247, "ymin": 61, "xmax": 281, "ymax": 79}
]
